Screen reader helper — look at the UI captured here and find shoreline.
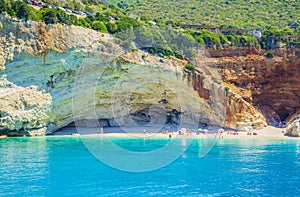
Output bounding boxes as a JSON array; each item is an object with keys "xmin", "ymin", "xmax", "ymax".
[
  {"xmin": 48, "ymin": 125, "xmax": 299, "ymax": 140},
  {"xmin": 2, "ymin": 126, "xmax": 298, "ymax": 140}
]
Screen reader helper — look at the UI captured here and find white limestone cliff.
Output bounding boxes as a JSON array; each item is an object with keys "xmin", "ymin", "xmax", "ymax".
[{"xmin": 0, "ymin": 15, "xmax": 268, "ymax": 136}]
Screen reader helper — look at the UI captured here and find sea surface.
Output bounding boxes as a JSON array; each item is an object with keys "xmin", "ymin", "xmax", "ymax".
[{"xmin": 0, "ymin": 136, "xmax": 300, "ymax": 196}]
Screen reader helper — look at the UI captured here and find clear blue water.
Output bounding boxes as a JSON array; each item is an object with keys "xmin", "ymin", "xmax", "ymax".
[{"xmin": 1, "ymin": 136, "xmax": 300, "ymax": 196}]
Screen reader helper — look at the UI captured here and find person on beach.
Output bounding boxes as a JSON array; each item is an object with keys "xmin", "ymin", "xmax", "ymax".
[
  {"xmin": 99, "ymin": 127, "xmax": 103, "ymax": 134},
  {"xmin": 219, "ymin": 131, "xmax": 223, "ymax": 139},
  {"xmin": 186, "ymin": 128, "xmax": 191, "ymax": 135},
  {"xmin": 181, "ymin": 128, "xmax": 186, "ymax": 135}
]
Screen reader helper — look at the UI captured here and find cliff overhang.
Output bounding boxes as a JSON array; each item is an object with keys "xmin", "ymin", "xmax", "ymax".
[{"xmin": 1, "ymin": 15, "xmax": 299, "ymax": 136}]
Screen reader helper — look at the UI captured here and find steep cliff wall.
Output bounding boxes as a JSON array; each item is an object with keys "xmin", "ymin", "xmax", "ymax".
[
  {"xmin": 218, "ymin": 50, "xmax": 300, "ymax": 125},
  {"xmin": 210, "ymin": 47, "xmax": 300, "ymax": 135},
  {"xmin": 0, "ymin": 15, "xmax": 283, "ymax": 136}
]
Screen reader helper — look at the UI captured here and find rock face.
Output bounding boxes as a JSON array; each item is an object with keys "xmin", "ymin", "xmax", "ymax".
[
  {"xmin": 0, "ymin": 75, "xmax": 51, "ymax": 136},
  {"xmin": 1, "ymin": 15, "xmax": 298, "ymax": 136},
  {"xmin": 286, "ymin": 111, "xmax": 300, "ymax": 136},
  {"xmin": 216, "ymin": 48, "xmax": 300, "ymax": 129},
  {"xmin": 287, "ymin": 119, "xmax": 300, "ymax": 137},
  {"xmin": 188, "ymin": 70, "xmax": 266, "ymax": 130},
  {"xmin": 0, "ymin": 14, "xmax": 117, "ymax": 70}
]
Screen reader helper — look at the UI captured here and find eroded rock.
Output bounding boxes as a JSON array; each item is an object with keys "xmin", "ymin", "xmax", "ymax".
[
  {"xmin": 2, "ymin": 15, "xmax": 297, "ymax": 136},
  {"xmin": 286, "ymin": 119, "xmax": 300, "ymax": 137},
  {"xmin": 0, "ymin": 76, "xmax": 51, "ymax": 136}
]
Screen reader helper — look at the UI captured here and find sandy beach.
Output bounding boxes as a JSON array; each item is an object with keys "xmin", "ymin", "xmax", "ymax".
[{"xmin": 52, "ymin": 125, "xmax": 299, "ymax": 140}]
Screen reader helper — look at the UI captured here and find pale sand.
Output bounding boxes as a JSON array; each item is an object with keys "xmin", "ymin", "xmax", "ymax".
[{"xmin": 52, "ymin": 126, "xmax": 300, "ymax": 140}]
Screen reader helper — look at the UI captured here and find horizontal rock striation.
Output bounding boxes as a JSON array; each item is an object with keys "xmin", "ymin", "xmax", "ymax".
[
  {"xmin": 2, "ymin": 15, "xmax": 298, "ymax": 136},
  {"xmin": 216, "ymin": 47, "xmax": 300, "ymax": 135}
]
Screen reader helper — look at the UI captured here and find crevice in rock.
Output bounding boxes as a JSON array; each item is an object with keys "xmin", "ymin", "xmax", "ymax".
[
  {"xmin": 166, "ymin": 109, "xmax": 181, "ymax": 125},
  {"xmin": 130, "ymin": 108, "xmax": 151, "ymax": 126},
  {"xmin": 277, "ymin": 107, "xmax": 291, "ymax": 122}
]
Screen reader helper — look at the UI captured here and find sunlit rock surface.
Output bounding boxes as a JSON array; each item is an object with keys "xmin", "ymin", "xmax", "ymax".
[
  {"xmin": 0, "ymin": 75, "xmax": 51, "ymax": 136},
  {"xmin": 2, "ymin": 15, "xmax": 299, "ymax": 136}
]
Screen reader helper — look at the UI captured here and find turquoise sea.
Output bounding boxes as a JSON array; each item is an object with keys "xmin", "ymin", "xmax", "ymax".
[{"xmin": 1, "ymin": 136, "xmax": 300, "ymax": 196}]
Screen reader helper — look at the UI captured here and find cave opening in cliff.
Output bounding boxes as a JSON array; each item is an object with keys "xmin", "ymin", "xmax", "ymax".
[
  {"xmin": 276, "ymin": 108, "xmax": 290, "ymax": 122},
  {"xmin": 166, "ymin": 109, "xmax": 181, "ymax": 125},
  {"xmin": 130, "ymin": 108, "xmax": 151, "ymax": 126},
  {"xmin": 129, "ymin": 108, "xmax": 182, "ymax": 126}
]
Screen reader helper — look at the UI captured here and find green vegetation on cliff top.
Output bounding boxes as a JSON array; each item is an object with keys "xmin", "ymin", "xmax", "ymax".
[
  {"xmin": 125, "ymin": 0, "xmax": 299, "ymax": 30},
  {"xmin": 3, "ymin": 0, "xmax": 298, "ymax": 31},
  {"xmin": 0, "ymin": 0, "xmax": 299, "ymax": 54}
]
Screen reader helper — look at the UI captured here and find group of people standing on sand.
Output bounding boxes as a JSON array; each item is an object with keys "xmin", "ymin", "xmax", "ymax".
[
  {"xmin": 160, "ymin": 128, "xmax": 194, "ymax": 138},
  {"xmin": 227, "ymin": 131, "xmax": 238, "ymax": 135},
  {"xmin": 178, "ymin": 128, "xmax": 193, "ymax": 135},
  {"xmin": 246, "ymin": 131, "xmax": 258, "ymax": 135},
  {"xmin": 215, "ymin": 130, "xmax": 224, "ymax": 139},
  {"xmin": 162, "ymin": 129, "xmax": 174, "ymax": 138}
]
